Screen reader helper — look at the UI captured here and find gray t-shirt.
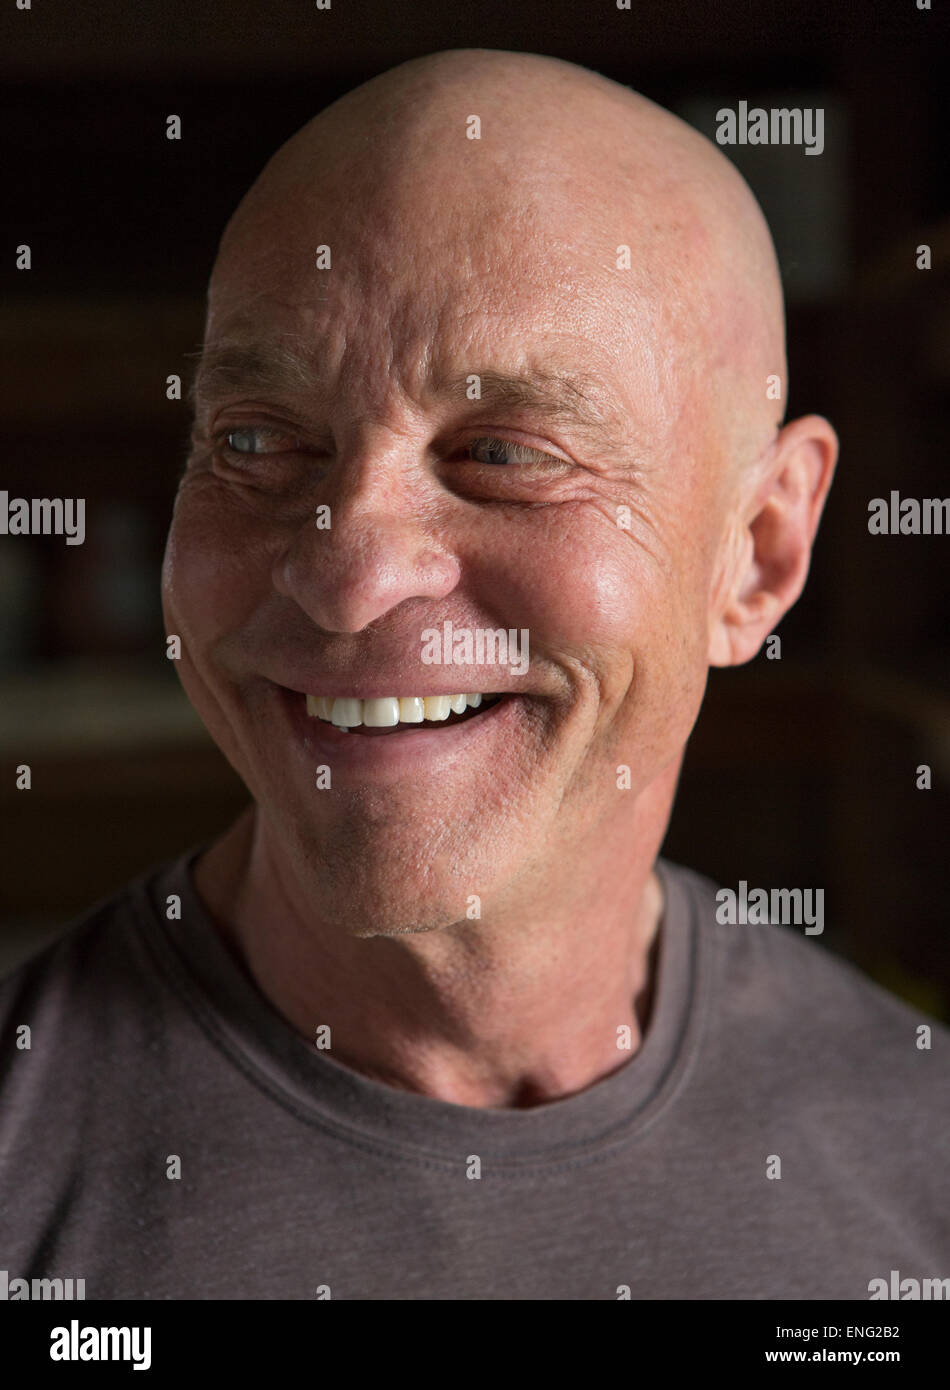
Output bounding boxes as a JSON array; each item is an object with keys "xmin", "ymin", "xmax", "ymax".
[{"xmin": 0, "ymin": 851, "xmax": 947, "ymax": 1300}]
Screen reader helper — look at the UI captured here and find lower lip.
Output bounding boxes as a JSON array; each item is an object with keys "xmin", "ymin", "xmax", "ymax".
[{"xmin": 275, "ymin": 686, "xmax": 525, "ymax": 775}]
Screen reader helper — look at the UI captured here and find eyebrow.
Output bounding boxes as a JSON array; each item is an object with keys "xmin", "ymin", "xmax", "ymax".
[
  {"xmin": 187, "ymin": 342, "xmax": 317, "ymax": 409},
  {"xmin": 188, "ymin": 343, "xmax": 629, "ymax": 456},
  {"xmin": 435, "ymin": 369, "xmax": 627, "ymax": 454}
]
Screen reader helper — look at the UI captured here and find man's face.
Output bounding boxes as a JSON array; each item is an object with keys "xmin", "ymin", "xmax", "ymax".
[{"xmin": 162, "ymin": 160, "xmax": 737, "ymax": 933}]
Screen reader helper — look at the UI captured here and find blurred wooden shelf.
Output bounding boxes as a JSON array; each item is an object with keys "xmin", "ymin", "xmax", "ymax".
[
  {"xmin": 0, "ymin": 659, "xmax": 206, "ymax": 756},
  {"xmin": 0, "ymin": 297, "xmax": 204, "ymax": 430}
]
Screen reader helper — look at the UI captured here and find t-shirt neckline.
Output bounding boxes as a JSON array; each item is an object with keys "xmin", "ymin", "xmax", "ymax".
[{"xmin": 133, "ymin": 846, "xmax": 707, "ymax": 1171}]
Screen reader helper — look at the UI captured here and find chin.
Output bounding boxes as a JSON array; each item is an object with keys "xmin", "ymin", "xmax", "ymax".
[
  {"xmin": 325, "ymin": 874, "xmax": 484, "ymax": 940},
  {"xmin": 269, "ymin": 806, "xmax": 506, "ymax": 934}
]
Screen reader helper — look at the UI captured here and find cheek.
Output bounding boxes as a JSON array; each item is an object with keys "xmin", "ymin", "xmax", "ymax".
[
  {"xmin": 161, "ymin": 490, "xmax": 278, "ymax": 772},
  {"xmin": 485, "ymin": 505, "xmax": 709, "ymax": 673},
  {"xmin": 162, "ymin": 489, "xmax": 267, "ymax": 651},
  {"xmin": 478, "ymin": 504, "xmax": 713, "ymax": 772}
]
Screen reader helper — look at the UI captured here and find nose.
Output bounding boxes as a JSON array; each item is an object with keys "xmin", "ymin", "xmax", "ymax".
[{"xmin": 271, "ymin": 433, "xmax": 461, "ymax": 633}]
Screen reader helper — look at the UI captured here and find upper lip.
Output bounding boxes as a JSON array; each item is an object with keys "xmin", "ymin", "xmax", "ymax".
[{"xmin": 275, "ymin": 680, "xmax": 522, "ymax": 699}]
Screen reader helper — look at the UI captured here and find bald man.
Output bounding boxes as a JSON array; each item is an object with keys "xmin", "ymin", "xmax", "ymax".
[{"xmin": 1, "ymin": 50, "xmax": 947, "ymax": 1303}]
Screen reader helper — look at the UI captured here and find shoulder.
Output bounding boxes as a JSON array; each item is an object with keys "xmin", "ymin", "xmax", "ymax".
[
  {"xmin": 2, "ymin": 872, "xmax": 147, "ymax": 1001},
  {"xmin": 660, "ymin": 858, "xmax": 950, "ymax": 1109},
  {"xmin": 0, "ymin": 855, "xmax": 193, "ymax": 1065}
]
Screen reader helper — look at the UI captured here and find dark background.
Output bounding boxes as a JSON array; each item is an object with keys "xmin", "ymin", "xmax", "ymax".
[{"xmin": 1, "ymin": 1, "xmax": 947, "ymax": 1013}]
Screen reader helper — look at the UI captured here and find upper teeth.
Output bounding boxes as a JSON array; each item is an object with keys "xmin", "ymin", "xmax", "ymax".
[{"xmin": 306, "ymin": 693, "xmax": 489, "ymax": 727}]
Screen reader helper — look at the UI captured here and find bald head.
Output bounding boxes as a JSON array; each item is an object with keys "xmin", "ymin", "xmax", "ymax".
[
  {"xmin": 168, "ymin": 47, "xmax": 835, "ymax": 944},
  {"xmin": 208, "ymin": 48, "xmax": 787, "ymax": 474}
]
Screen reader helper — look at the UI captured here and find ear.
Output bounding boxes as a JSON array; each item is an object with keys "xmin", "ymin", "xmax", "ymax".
[{"xmin": 708, "ymin": 414, "xmax": 838, "ymax": 667}]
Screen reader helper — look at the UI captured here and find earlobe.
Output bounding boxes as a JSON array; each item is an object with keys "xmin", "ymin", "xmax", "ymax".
[{"xmin": 708, "ymin": 414, "xmax": 838, "ymax": 669}]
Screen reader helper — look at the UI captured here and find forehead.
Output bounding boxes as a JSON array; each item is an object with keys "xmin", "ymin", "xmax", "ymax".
[{"xmin": 207, "ymin": 214, "xmax": 678, "ymax": 435}]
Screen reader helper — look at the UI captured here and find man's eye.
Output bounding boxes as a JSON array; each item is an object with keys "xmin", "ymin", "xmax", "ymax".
[
  {"xmin": 465, "ymin": 436, "xmax": 558, "ymax": 467},
  {"xmin": 222, "ymin": 426, "xmax": 294, "ymax": 456}
]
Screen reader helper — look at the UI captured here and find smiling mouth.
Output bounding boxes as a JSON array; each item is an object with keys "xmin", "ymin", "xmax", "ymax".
[{"xmin": 305, "ymin": 692, "xmax": 506, "ymax": 735}]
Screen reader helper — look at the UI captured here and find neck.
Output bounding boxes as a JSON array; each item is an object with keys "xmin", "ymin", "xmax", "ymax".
[{"xmin": 194, "ymin": 788, "xmax": 673, "ymax": 1109}]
